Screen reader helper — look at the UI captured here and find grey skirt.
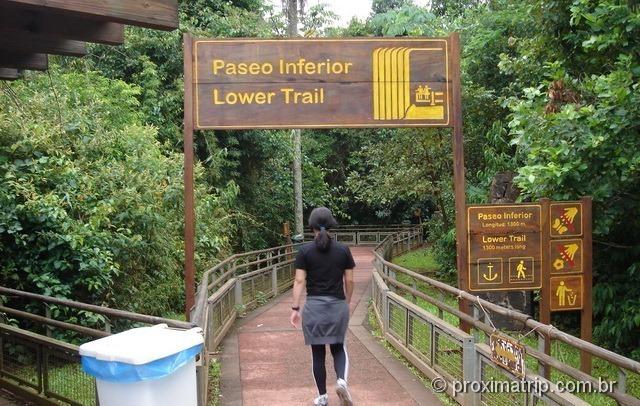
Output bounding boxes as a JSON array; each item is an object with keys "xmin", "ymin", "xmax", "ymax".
[{"xmin": 302, "ymin": 296, "xmax": 349, "ymax": 345}]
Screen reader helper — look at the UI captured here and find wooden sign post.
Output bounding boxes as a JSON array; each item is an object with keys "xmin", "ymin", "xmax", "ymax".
[
  {"xmin": 540, "ymin": 197, "xmax": 593, "ymax": 375},
  {"xmin": 182, "ymin": 34, "xmax": 467, "ymax": 321}
]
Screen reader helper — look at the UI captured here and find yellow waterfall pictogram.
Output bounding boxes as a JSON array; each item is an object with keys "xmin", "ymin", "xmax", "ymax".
[
  {"xmin": 372, "ymin": 47, "xmax": 445, "ymax": 120},
  {"xmin": 552, "ymin": 207, "xmax": 579, "ymax": 235},
  {"xmin": 553, "ymin": 243, "xmax": 579, "ymax": 271}
]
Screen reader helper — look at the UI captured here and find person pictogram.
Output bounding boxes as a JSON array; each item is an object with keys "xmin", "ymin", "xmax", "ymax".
[
  {"xmin": 516, "ymin": 260, "xmax": 527, "ymax": 279},
  {"xmin": 555, "ymin": 280, "xmax": 573, "ymax": 307}
]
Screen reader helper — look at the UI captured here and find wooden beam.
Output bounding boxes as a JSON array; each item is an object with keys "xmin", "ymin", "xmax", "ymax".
[
  {"xmin": 0, "ymin": 51, "xmax": 48, "ymax": 71},
  {"xmin": 0, "ymin": 68, "xmax": 22, "ymax": 80},
  {"xmin": 0, "ymin": 31, "xmax": 86, "ymax": 56},
  {"xmin": 0, "ymin": 6, "xmax": 124, "ymax": 45},
  {"xmin": 4, "ymin": 0, "xmax": 178, "ymax": 31}
]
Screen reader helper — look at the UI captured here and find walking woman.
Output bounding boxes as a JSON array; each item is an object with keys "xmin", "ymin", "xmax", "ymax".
[{"xmin": 290, "ymin": 207, "xmax": 355, "ymax": 406}]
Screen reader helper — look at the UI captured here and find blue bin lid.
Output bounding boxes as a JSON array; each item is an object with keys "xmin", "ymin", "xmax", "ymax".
[{"xmin": 79, "ymin": 324, "xmax": 204, "ymax": 382}]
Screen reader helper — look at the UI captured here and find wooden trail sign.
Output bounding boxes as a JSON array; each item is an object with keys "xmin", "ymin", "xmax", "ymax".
[
  {"xmin": 189, "ymin": 38, "xmax": 453, "ymax": 129},
  {"xmin": 467, "ymin": 204, "xmax": 542, "ymax": 291},
  {"xmin": 182, "ymin": 33, "xmax": 468, "ymax": 325}
]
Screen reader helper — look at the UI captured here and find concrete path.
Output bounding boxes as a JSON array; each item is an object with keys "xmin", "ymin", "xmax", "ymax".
[{"xmin": 220, "ymin": 246, "xmax": 441, "ymax": 405}]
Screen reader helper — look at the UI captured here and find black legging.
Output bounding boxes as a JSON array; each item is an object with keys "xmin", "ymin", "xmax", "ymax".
[{"xmin": 311, "ymin": 343, "xmax": 349, "ymax": 395}]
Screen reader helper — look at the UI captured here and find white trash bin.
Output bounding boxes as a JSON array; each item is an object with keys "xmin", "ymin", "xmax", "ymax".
[{"xmin": 79, "ymin": 323, "xmax": 203, "ymax": 406}]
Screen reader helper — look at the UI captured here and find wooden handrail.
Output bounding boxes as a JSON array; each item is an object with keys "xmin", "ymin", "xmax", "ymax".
[
  {"xmin": 0, "ymin": 286, "xmax": 195, "ymax": 330},
  {"xmin": 373, "ymin": 235, "xmax": 640, "ymax": 376}
]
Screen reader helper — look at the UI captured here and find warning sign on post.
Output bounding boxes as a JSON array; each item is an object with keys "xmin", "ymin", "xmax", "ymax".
[{"xmin": 467, "ymin": 204, "xmax": 542, "ymax": 291}]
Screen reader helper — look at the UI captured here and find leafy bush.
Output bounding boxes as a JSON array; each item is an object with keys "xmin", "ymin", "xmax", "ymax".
[{"xmin": 0, "ymin": 71, "xmax": 237, "ymax": 321}]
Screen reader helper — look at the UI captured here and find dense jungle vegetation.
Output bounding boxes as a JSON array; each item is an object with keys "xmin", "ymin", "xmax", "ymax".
[{"xmin": 0, "ymin": 0, "xmax": 638, "ymax": 358}]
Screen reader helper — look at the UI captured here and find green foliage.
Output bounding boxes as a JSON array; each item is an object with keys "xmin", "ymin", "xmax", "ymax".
[
  {"xmin": 300, "ymin": 4, "xmax": 339, "ymax": 37},
  {"xmin": 346, "ymin": 128, "xmax": 453, "ymax": 225},
  {"xmin": 0, "ymin": 71, "xmax": 236, "ymax": 322},
  {"xmin": 362, "ymin": 0, "xmax": 640, "ymax": 357},
  {"xmin": 371, "ymin": 0, "xmax": 412, "ymax": 15},
  {"xmin": 508, "ymin": 61, "xmax": 640, "ymax": 356},
  {"xmin": 370, "ymin": 5, "xmax": 438, "ymax": 36},
  {"xmin": 391, "ymin": 247, "xmax": 439, "ymax": 274}
]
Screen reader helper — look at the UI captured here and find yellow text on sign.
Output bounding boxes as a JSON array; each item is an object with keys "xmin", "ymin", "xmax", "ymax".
[
  {"xmin": 212, "ymin": 88, "xmax": 325, "ymax": 105},
  {"xmin": 211, "ymin": 59, "xmax": 354, "ymax": 76}
]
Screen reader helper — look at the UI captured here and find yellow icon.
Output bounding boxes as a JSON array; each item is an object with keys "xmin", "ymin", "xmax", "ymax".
[
  {"xmin": 555, "ymin": 281, "xmax": 574, "ymax": 307},
  {"xmin": 516, "ymin": 260, "xmax": 527, "ymax": 279},
  {"xmin": 553, "ymin": 243, "xmax": 579, "ymax": 271},
  {"xmin": 553, "ymin": 258, "xmax": 565, "ymax": 271},
  {"xmin": 552, "ymin": 207, "xmax": 578, "ymax": 235},
  {"xmin": 483, "ymin": 263, "xmax": 499, "ymax": 282},
  {"xmin": 415, "ymin": 85, "xmax": 444, "ymax": 105},
  {"xmin": 372, "ymin": 47, "xmax": 445, "ymax": 121}
]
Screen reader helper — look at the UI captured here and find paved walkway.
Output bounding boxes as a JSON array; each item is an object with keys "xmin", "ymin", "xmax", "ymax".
[{"xmin": 220, "ymin": 246, "xmax": 441, "ymax": 405}]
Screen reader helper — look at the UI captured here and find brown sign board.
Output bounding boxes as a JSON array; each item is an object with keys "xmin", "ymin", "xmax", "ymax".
[
  {"xmin": 190, "ymin": 38, "xmax": 453, "ymax": 129},
  {"xmin": 550, "ymin": 202, "xmax": 583, "ymax": 237},
  {"xmin": 467, "ymin": 204, "xmax": 542, "ymax": 291},
  {"xmin": 550, "ymin": 275, "xmax": 583, "ymax": 311},
  {"xmin": 490, "ymin": 333, "xmax": 526, "ymax": 378}
]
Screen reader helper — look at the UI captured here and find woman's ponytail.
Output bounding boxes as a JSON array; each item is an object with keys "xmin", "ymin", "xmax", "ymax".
[
  {"xmin": 308, "ymin": 207, "xmax": 337, "ymax": 252},
  {"xmin": 315, "ymin": 225, "xmax": 331, "ymax": 252}
]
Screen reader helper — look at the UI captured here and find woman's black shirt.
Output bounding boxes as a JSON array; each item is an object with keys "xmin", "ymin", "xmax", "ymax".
[{"xmin": 294, "ymin": 241, "xmax": 356, "ymax": 300}]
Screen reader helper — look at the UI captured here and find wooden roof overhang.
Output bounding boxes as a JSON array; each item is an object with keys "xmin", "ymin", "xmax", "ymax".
[{"xmin": 0, "ymin": 0, "xmax": 178, "ymax": 80}]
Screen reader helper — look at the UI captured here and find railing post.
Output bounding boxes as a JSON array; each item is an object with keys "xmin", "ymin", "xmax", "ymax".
[
  {"xmin": 45, "ymin": 305, "xmax": 52, "ymax": 338},
  {"xmin": 234, "ymin": 278, "xmax": 243, "ymax": 309},
  {"xmin": 404, "ymin": 307, "xmax": 410, "ymax": 347},
  {"xmin": 272, "ymin": 265, "xmax": 278, "ymax": 296},
  {"xmin": 382, "ymin": 289, "xmax": 390, "ymax": 334},
  {"xmin": 537, "ymin": 332, "xmax": 547, "ymax": 377},
  {"xmin": 462, "ymin": 336, "xmax": 479, "ymax": 406},
  {"xmin": 472, "ymin": 304, "xmax": 481, "ymax": 342},
  {"xmin": 196, "ymin": 353, "xmax": 209, "ymax": 406},
  {"xmin": 411, "ymin": 279, "xmax": 417, "ymax": 304},
  {"xmin": 617, "ymin": 368, "xmax": 627, "ymax": 396}
]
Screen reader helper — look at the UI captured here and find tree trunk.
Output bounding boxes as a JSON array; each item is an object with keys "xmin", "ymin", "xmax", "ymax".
[
  {"xmin": 286, "ymin": 0, "xmax": 304, "ymax": 238},
  {"xmin": 292, "ymin": 130, "xmax": 303, "ymax": 237}
]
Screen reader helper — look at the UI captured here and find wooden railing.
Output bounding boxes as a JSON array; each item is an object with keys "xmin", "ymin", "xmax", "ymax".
[
  {"xmin": 371, "ymin": 232, "xmax": 640, "ymax": 405},
  {"xmin": 0, "ymin": 287, "xmax": 195, "ymax": 405},
  {"xmin": 303, "ymin": 224, "xmax": 422, "ymax": 245}
]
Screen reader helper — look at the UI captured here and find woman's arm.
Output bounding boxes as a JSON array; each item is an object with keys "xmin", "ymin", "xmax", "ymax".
[
  {"xmin": 343, "ymin": 269, "xmax": 354, "ymax": 304},
  {"xmin": 290, "ymin": 268, "xmax": 306, "ymax": 328}
]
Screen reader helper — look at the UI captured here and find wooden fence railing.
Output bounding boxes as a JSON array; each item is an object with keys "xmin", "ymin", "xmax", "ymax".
[
  {"xmin": 371, "ymin": 231, "xmax": 640, "ymax": 406},
  {"xmin": 0, "ymin": 287, "xmax": 195, "ymax": 405}
]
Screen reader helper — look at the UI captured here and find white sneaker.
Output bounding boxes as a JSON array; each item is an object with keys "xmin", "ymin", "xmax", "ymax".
[
  {"xmin": 336, "ymin": 378, "xmax": 353, "ymax": 406},
  {"xmin": 313, "ymin": 393, "xmax": 328, "ymax": 406}
]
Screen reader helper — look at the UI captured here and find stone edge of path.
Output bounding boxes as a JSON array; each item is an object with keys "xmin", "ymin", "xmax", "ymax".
[{"xmin": 219, "ymin": 280, "xmax": 442, "ymax": 406}]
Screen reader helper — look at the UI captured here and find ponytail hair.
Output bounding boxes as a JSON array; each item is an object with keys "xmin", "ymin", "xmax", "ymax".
[
  {"xmin": 315, "ymin": 225, "xmax": 331, "ymax": 252},
  {"xmin": 308, "ymin": 207, "xmax": 337, "ymax": 252}
]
